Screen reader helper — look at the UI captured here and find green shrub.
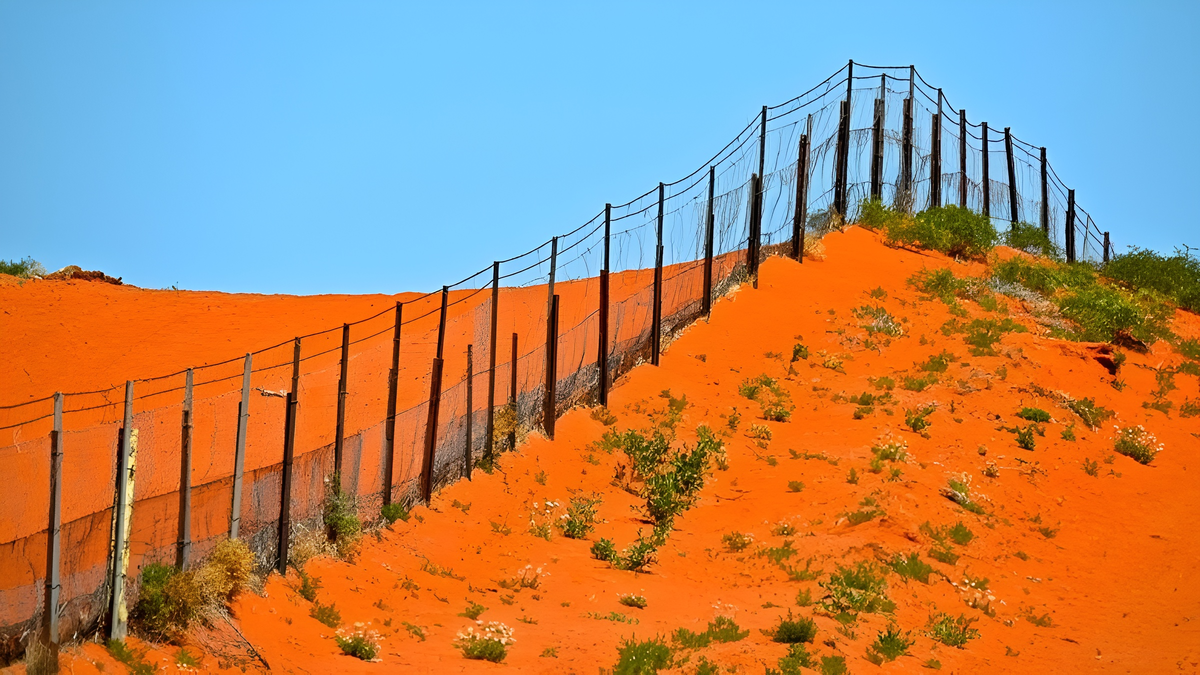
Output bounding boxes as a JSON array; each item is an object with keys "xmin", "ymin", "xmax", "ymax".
[
  {"xmin": 943, "ymin": 317, "xmax": 1027, "ymax": 356},
  {"xmin": 559, "ymin": 494, "xmax": 602, "ymax": 539},
  {"xmin": 591, "ymin": 538, "xmax": 617, "ymax": 562},
  {"xmin": 1068, "ymin": 397, "xmax": 1114, "ymax": 429},
  {"xmin": 673, "ymin": 616, "xmax": 748, "ymax": 648},
  {"xmin": 722, "ymin": 531, "xmax": 754, "ymax": 552},
  {"xmin": 819, "ymin": 655, "xmax": 848, "ymax": 675},
  {"xmin": 0, "ymin": 257, "xmax": 46, "ymax": 278},
  {"xmin": 459, "ymin": 601, "xmax": 487, "ymax": 620},
  {"xmin": 311, "ymin": 601, "xmax": 341, "ymax": 627},
  {"xmin": 1179, "ymin": 339, "xmax": 1200, "ymax": 361},
  {"xmin": 820, "ymin": 561, "xmax": 893, "ymax": 616},
  {"xmin": 335, "ymin": 627, "xmax": 380, "ymax": 660},
  {"xmin": 1004, "ymin": 222, "xmax": 1059, "ymax": 258},
  {"xmin": 919, "ymin": 351, "xmax": 956, "ymax": 373},
  {"xmin": 902, "ymin": 374, "xmax": 938, "ymax": 391},
  {"xmin": 792, "ymin": 342, "xmax": 810, "ymax": 361},
  {"xmin": 776, "ymin": 643, "xmax": 815, "ymax": 672},
  {"xmin": 381, "ymin": 502, "xmax": 409, "ymax": 524},
  {"xmin": 196, "ymin": 538, "xmax": 254, "ymax": 605},
  {"xmin": 764, "ymin": 612, "xmax": 818, "ymax": 644},
  {"xmin": 870, "ymin": 376, "xmax": 896, "ymax": 390},
  {"xmin": 455, "ymin": 621, "xmax": 512, "ymax": 663},
  {"xmin": 866, "ymin": 625, "xmax": 913, "ymax": 664},
  {"xmin": 1015, "ymin": 424, "xmax": 1038, "ymax": 450},
  {"xmin": 1017, "ymin": 407, "xmax": 1051, "ymax": 423},
  {"xmin": 130, "ymin": 563, "xmax": 204, "ymax": 642},
  {"xmin": 106, "ymin": 640, "xmax": 156, "ymax": 675},
  {"xmin": 885, "ymin": 205, "xmax": 998, "ymax": 259},
  {"xmin": 947, "ymin": 522, "xmax": 974, "ymax": 545},
  {"xmin": 905, "ymin": 406, "xmax": 935, "ymax": 433},
  {"xmin": 889, "ymin": 552, "xmax": 933, "ymax": 583},
  {"xmin": 926, "ymin": 613, "xmax": 980, "ymax": 647},
  {"xmin": 613, "ymin": 636, "xmax": 673, "ymax": 674},
  {"xmin": 1113, "ymin": 425, "xmax": 1161, "ymax": 465},
  {"xmin": 1103, "ymin": 246, "xmax": 1200, "ymax": 313},
  {"xmin": 908, "ymin": 268, "xmax": 970, "ymax": 303},
  {"xmin": 323, "ymin": 476, "xmax": 362, "ymax": 556}
]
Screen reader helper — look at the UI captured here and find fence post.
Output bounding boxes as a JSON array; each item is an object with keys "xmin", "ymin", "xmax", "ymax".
[
  {"xmin": 959, "ymin": 109, "xmax": 968, "ymax": 208},
  {"xmin": 508, "ymin": 332, "xmax": 518, "ymax": 451},
  {"xmin": 382, "ymin": 303, "xmax": 401, "ymax": 506},
  {"xmin": 543, "ymin": 238, "xmax": 557, "ymax": 434},
  {"xmin": 277, "ymin": 338, "xmax": 300, "ymax": 575},
  {"xmin": 930, "ymin": 113, "xmax": 942, "ymax": 208},
  {"xmin": 464, "ymin": 344, "xmax": 473, "ymax": 479},
  {"xmin": 793, "ymin": 133, "xmax": 810, "ymax": 262},
  {"xmin": 334, "ymin": 323, "xmax": 350, "ymax": 483},
  {"xmin": 544, "ymin": 295, "xmax": 560, "ymax": 439},
  {"xmin": 747, "ymin": 172, "xmax": 763, "ymax": 285},
  {"xmin": 901, "ymin": 97, "xmax": 913, "ymax": 212},
  {"xmin": 107, "ymin": 380, "xmax": 135, "ymax": 640},
  {"xmin": 1005, "ymin": 127, "xmax": 1019, "ymax": 226},
  {"xmin": 43, "ymin": 392, "xmax": 64, "ymax": 652},
  {"xmin": 842, "ymin": 59, "xmax": 852, "ymax": 213},
  {"xmin": 486, "ymin": 264, "xmax": 499, "ymax": 466},
  {"xmin": 1103, "ymin": 232, "xmax": 1111, "ymax": 264},
  {"xmin": 981, "ymin": 122, "xmax": 990, "ymax": 218},
  {"xmin": 834, "ymin": 100, "xmax": 849, "ymax": 216},
  {"xmin": 599, "ymin": 205, "xmax": 611, "ymax": 405},
  {"xmin": 870, "ymin": 97, "xmax": 883, "ymax": 201},
  {"xmin": 230, "ymin": 354, "xmax": 251, "ymax": 539},
  {"xmin": 1065, "ymin": 189, "xmax": 1076, "ymax": 264},
  {"xmin": 176, "ymin": 368, "xmax": 193, "ymax": 570},
  {"xmin": 421, "ymin": 288, "xmax": 449, "ymax": 502},
  {"xmin": 652, "ymin": 183, "xmax": 664, "ymax": 366},
  {"xmin": 1039, "ymin": 147, "xmax": 1049, "ymax": 234}
]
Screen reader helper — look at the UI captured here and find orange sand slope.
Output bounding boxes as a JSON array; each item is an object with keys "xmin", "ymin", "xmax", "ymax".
[{"xmin": 50, "ymin": 229, "xmax": 1200, "ymax": 673}]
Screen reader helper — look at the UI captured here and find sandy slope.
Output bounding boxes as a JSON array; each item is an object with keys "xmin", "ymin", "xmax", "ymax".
[{"xmin": 37, "ymin": 228, "xmax": 1200, "ymax": 673}]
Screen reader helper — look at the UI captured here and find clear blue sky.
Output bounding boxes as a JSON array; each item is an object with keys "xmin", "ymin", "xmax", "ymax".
[{"xmin": 1, "ymin": 2, "xmax": 1197, "ymax": 295}]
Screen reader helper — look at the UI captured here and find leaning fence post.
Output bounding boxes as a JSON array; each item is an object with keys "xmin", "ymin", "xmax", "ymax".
[
  {"xmin": 1005, "ymin": 127, "xmax": 1019, "ymax": 226},
  {"xmin": 486, "ymin": 264, "xmax": 499, "ymax": 466},
  {"xmin": 176, "ymin": 368, "xmax": 193, "ymax": 570},
  {"xmin": 543, "ymin": 295, "xmax": 560, "ymax": 439},
  {"xmin": 543, "ymin": 238, "xmax": 558, "ymax": 433},
  {"xmin": 230, "ymin": 354, "xmax": 251, "ymax": 539},
  {"xmin": 508, "ymin": 332, "xmax": 518, "ymax": 451},
  {"xmin": 870, "ymin": 97, "xmax": 884, "ymax": 201},
  {"xmin": 901, "ymin": 97, "xmax": 913, "ymax": 212},
  {"xmin": 1039, "ymin": 147, "xmax": 1049, "ymax": 234},
  {"xmin": 652, "ymin": 183, "xmax": 664, "ymax": 366},
  {"xmin": 277, "ymin": 339, "xmax": 300, "ymax": 575},
  {"xmin": 1103, "ymin": 232, "xmax": 1111, "ymax": 264},
  {"xmin": 1065, "ymin": 190, "xmax": 1077, "ymax": 263},
  {"xmin": 793, "ymin": 132, "xmax": 810, "ymax": 261},
  {"xmin": 464, "ymin": 344, "xmax": 473, "ymax": 479},
  {"xmin": 421, "ymin": 288, "xmax": 449, "ymax": 502},
  {"xmin": 981, "ymin": 122, "xmax": 991, "ymax": 219},
  {"xmin": 107, "ymin": 380, "xmax": 135, "ymax": 640},
  {"xmin": 382, "ymin": 303, "xmax": 402, "ymax": 506},
  {"xmin": 43, "ymin": 392, "xmax": 64, "ymax": 651},
  {"xmin": 959, "ymin": 109, "xmax": 968, "ymax": 208},
  {"xmin": 599, "ymin": 206, "xmax": 611, "ymax": 405},
  {"xmin": 334, "ymin": 323, "xmax": 350, "ymax": 483}
]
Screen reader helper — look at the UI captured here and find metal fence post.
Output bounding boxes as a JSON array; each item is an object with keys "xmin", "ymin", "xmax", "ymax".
[
  {"xmin": 1005, "ymin": 127, "xmax": 1019, "ymax": 226},
  {"xmin": 901, "ymin": 97, "xmax": 913, "ymax": 212},
  {"xmin": 1065, "ymin": 189, "xmax": 1077, "ymax": 264},
  {"xmin": 43, "ymin": 392, "xmax": 64, "ymax": 651},
  {"xmin": 599, "ymin": 205, "xmax": 611, "ymax": 405},
  {"xmin": 176, "ymin": 368, "xmax": 193, "ymax": 570},
  {"xmin": 959, "ymin": 109, "xmax": 968, "ymax": 208},
  {"xmin": 277, "ymin": 338, "xmax": 300, "ymax": 575},
  {"xmin": 930, "ymin": 110, "xmax": 942, "ymax": 208},
  {"xmin": 702, "ymin": 170, "xmax": 716, "ymax": 306},
  {"xmin": 543, "ymin": 238, "xmax": 557, "ymax": 433},
  {"xmin": 508, "ymin": 332, "xmax": 518, "ymax": 451},
  {"xmin": 1039, "ymin": 147, "xmax": 1049, "ymax": 234},
  {"xmin": 421, "ymin": 288, "xmax": 448, "ymax": 502},
  {"xmin": 464, "ymin": 344, "xmax": 473, "ymax": 479},
  {"xmin": 334, "ymin": 323, "xmax": 350, "ymax": 483},
  {"xmin": 1103, "ymin": 232, "xmax": 1111, "ymax": 264},
  {"xmin": 793, "ymin": 133, "xmax": 810, "ymax": 261},
  {"xmin": 652, "ymin": 183, "xmax": 664, "ymax": 366},
  {"xmin": 747, "ymin": 172, "xmax": 763, "ymax": 284},
  {"xmin": 544, "ymin": 295, "xmax": 560, "ymax": 439},
  {"xmin": 982, "ymin": 122, "xmax": 991, "ymax": 219},
  {"xmin": 230, "ymin": 354, "xmax": 251, "ymax": 539},
  {"xmin": 382, "ymin": 302, "xmax": 402, "ymax": 506},
  {"xmin": 486, "ymin": 264, "xmax": 499, "ymax": 466},
  {"xmin": 108, "ymin": 380, "xmax": 135, "ymax": 640},
  {"xmin": 834, "ymin": 100, "xmax": 849, "ymax": 216},
  {"xmin": 870, "ymin": 98, "xmax": 884, "ymax": 201}
]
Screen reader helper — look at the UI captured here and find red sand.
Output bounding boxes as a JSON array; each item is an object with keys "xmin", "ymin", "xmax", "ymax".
[{"xmin": 10, "ymin": 228, "xmax": 1200, "ymax": 673}]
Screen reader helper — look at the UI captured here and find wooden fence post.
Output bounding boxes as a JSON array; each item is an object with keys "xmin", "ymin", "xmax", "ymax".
[
  {"xmin": 508, "ymin": 333, "xmax": 518, "ymax": 451},
  {"xmin": 544, "ymin": 296, "xmax": 560, "ymax": 439},
  {"xmin": 277, "ymin": 338, "xmax": 300, "ymax": 575},
  {"xmin": 1103, "ymin": 232, "xmax": 1111, "ymax": 264},
  {"xmin": 382, "ymin": 303, "xmax": 402, "ymax": 506},
  {"xmin": 598, "ymin": 205, "xmax": 611, "ymax": 405},
  {"xmin": 1039, "ymin": 147, "xmax": 1049, "ymax": 234},
  {"xmin": 901, "ymin": 97, "xmax": 913, "ymax": 212},
  {"xmin": 230, "ymin": 354, "xmax": 251, "ymax": 539},
  {"xmin": 702, "ymin": 170, "xmax": 715, "ymax": 307},
  {"xmin": 792, "ymin": 133, "xmax": 810, "ymax": 262},
  {"xmin": 1005, "ymin": 127, "xmax": 1019, "ymax": 226},
  {"xmin": 652, "ymin": 183, "xmax": 664, "ymax": 366},
  {"xmin": 981, "ymin": 122, "xmax": 990, "ymax": 218},
  {"xmin": 43, "ymin": 392, "xmax": 64, "ymax": 651},
  {"xmin": 421, "ymin": 288, "xmax": 449, "ymax": 502},
  {"xmin": 959, "ymin": 109, "xmax": 968, "ymax": 208},
  {"xmin": 930, "ymin": 110, "xmax": 942, "ymax": 208},
  {"xmin": 1065, "ymin": 189, "xmax": 1076, "ymax": 264},
  {"xmin": 748, "ymin": 173, "xmax": 763, "ymax": 285},
  {"xmin": 870, "ymin": 98, "xmax": 884, "ymax": 201},
  {"xmin": 176, "ymin": 368, "xmax": 193, "ymax": 570},
  {"xmin": 543, "ymin": 238, "xmax": 557, "ymax": 434},
  {"xmin": 334, "ymin": 323, "xmax": 350, "ymax": 483},
  {"xmin": 107, "ymin": 380, "xmax": 135, "ymax": 640},
  {"xmin": 486, "ymin": 264, "xmax": 499, "ymax": 465},
  {"xmin": 464, "ymin": 344, "xmax": 473, "ymax": 479},
  {"xmin": 834, "ymin": 100, "xmax": 849, "ymax": 216}
]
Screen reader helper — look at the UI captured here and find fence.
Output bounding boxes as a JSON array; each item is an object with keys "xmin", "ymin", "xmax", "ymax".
[{"xmin": 0, "ymin": 60, "xmax": 1114, "ymax": 663}]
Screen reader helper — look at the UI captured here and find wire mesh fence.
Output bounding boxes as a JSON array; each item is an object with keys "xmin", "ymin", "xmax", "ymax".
[{"xmin": 0, "ymin": 60, "xmax": 1115, "ymax": 662}]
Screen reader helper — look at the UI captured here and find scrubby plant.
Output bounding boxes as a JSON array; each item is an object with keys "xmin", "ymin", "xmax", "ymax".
[
  {"xmin": 1113, "ymin": 425, "xmax": 1162, "ymax": 464},
  {"xmin": 196, "ymin": 538, "xmax": 254, "ymax": 605},
  {"xmin": 334, "ymin": 625, "xmax": 381, "ymax": 660},
  {"xmin": 885, "ymin": 205, "xmax": 998, "ymax": 259},
  {"xmin": 559, "ymin": 494, "xmax": 602, "ymax": 539},
  {"xmin": 945, "ymin": 317, "xmax": 1027, "ymax": 356},
  {"xmin": 748, "ymin": 423, "xmax": 773, "ymax": 441},
  {"xmin": 455, "ymin": 621, "xmax": 513, "ymax": 663},
  {"xmin": 0, "ymin": 257, "xmax": 46, "ymax": 278},
  {"xmin": 889, "ymin": 551, "xmax": 934, "ymax": 583},
  {"xmin": 591, "ymin": 405, "xmax": 619, "ymax": 426},
  {"xmin": 866, "ymin": 625, "xmax": 913, "ymax": 664},
  {"xmin": 926, "ymin": 613, "xmax": 980, "ymax": 647},
  {"xmin": 792, "ymin": 342, "xmax": 810, "ymax": 362},
  {"xmin": 674, "ymin": 616, "xmax": 749, "ymax": 649},
  {"xmin": 106, "ymin": 640, "xmax": 156, "ymax": 675},
  {"xmin": 775, "ymin": 642, "xmax": 816, "ymax": 673},
  {"xmin": 919, "ymin": 350, "xmax": 956, "ymax": 373},
  {"xmin": 381, "ymin": 502, "xmax": 409, "ymax": 524},
  {"xmin": 909, "ymin": 267, "xmax": 971, "ymax": 303},
  {"xmin": 618, "ymin": 593, "xmax": 648, "ymax": 609},
  {"xmin": 1004, "ymin": 222, "xmax": 1059, "ymax": 258},
  {"xmin": 901, "ymin": 374, "xmax": 938, "ymax": 392},
  {"xmin": 323, "ymin": 475, "xmax": 362, "ymax": 556},
  {"xmin": 943, "ymin": 475, "xmax": 986, "ymax": 514},
  {"xmin": 296, "ymin": 566, "xmax": 320, "ymax": 601},
  {"xmin": 722, "ymin": 531, "xmax": 754, "ymax": 552},
  {"xmin": 871, "ymin": 436, "xmax": 908, "ymax": 462},
  {"xmin": 613, "ymin": 636, "xmax": 673, "ymax": 674},
  {"xmin": 130, "ymin": 563, "xmax": 204, "ymax": 642},
  {"xmin": 1068, "ymin": 397, "xmax": 1114, "ymax": 429},
  {"xmin": 854, "ymin": 304, "xmax": 904, "ymax": 337},
  {"xmin": 870, "ymin": 376, "xmax": 896, "ymax": 390},
  {"xmin": 1015, "ymin": 424, "xmax": 1038, "ymax": 450},
  {"xmin": 820, "ymin": 561, "xmax": 893, "ymax": 617},
  {"xmin": 1017, "ymin": 407, "xmax": 1051, "ymax": 423},
  {"xmin": 764, "ymin": 612, "xmax": 818, "ymax": 644},
  {"xmin": 905, "ymin": 406, "xmax": 935, "ymax": 433},
  {"xmin": 311, "ymin": 601, "xmax": 341, "ymax": 628},
  {"xmin": 1103, "ymin": 246, "xmax": 1200, "ymax": 313},
  {"xmin": 459, "ymin": 601, "xmax": 487, "ymax": 620}
]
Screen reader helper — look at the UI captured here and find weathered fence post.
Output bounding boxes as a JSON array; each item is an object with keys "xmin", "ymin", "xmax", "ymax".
[
  {"xmin": 230, "ymin": 354, "xmax": 251, "ymax": 539},
  {"xmin": 543, "ymin": 238, "xmax": 557, "ymax": 434},
  {"xmin": 870, "ymin": 97, "xmax": 884, "ymax": 201},
  {"xmin": 1065, "ymin": 189, "xmax": 1077, "ymax": 264},
  {"xmin": 382, "ymin": 303, "xmax": 401, "ymax": 506},
  {"xmin": 1039, "ymin": 147, "xmax": 1049, "ymax": 234},
  {"xmin": 652, "ymin": 183, "xmax": 664, "ymax": 366},
  {"xmin": 702, "ymin": 170, "xmax": 716, "ymax": 306},
  {"xmin": 421, "ymin": 288, "xmax": 449, "ymax": 502},
  {"xmin": 793, "ymin": 133, "xmax": 810, "ymax": 261},
  {"xmin": 599, "ymin": 205, "xmax": 611, "ymax": 405},
  {"xmin": 981, "ymin": 122, "xmax": 991, "ymax": 219},
  {"xmin": 747, "ymin": 172, "xmax": 763, "ymax": 284},
  {"xmin": 176, "ymin": 368, "xmax": 193, "ymax": 570},
  {"xmin": 486, "ymin": 264, "xmax": 499, "ymax": 466},
  {"xmin": 930, "ymin": 113, "xmax": 942, "ymax": 208},
  {"xmin": 464, "ymin": 344, "xmax": 473, "ymax": 479},
  {"xmin": 1005, "ymin": 127, "xmax": 1019, "ymax": 226},
  {"xmin": 108, "ymin": 380, "xmax": 135, "ymax": 640},
  {"xmin": 901, "ymin": 97, "xmax": 913, "ymax": 212},
  {"xmin": 1103, "ymin": 232, "xmax": 1111, "ymax": 264},
  {"xmin": 959, "ymin": 109, "xmax": 968, "ymax": 208},
  {"xmin": 277, "ymin": 338, "xmax": 300, "ymax": 575},
  {"xmin": 834, "ymin": 100, "xmax": 850, "ymax": 217},
  {"xmin": 544, "ymin": 295, "xmax": 560, "ymax": 439},
  {"xmin": 508, "ymin": 332, "xmax": 518, "ymax": 451},
  {"xmin": 43, "ymin": 392, "xmax": 64, "ymax": 653},
  {"xmin": 334, "ymin": 323, "xmax": 350, "ymax": 482}
]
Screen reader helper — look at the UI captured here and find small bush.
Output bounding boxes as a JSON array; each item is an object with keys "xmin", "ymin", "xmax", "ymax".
[
  {"xmin": 870, "ymin": 376, "xmax": 896, "ymax": 390},
  {"xmin": 592, "ymin": 538, "xmax": 618, "ymax": 563},
  {"xmin": 889, "ymin": 551, "xmax": 934, "ymax": 583},
  {"xmin": 381, "ymin": 502, "xmax": 410, "ymax": 524},
  {"xmin": 792, "ymin": 342, "xmax": 810, "ymax": 362},
  {"xmin": 455, "ymin": 621, "xmax": 513, "ymax": 663},
  {"xmin": 902, "ymin": 374, "xmax": 938, "ymax": 392},
  {"xmin": 1015, "ymin": 424, "xmax": 1038, "ymax": 450},
  {"xmin": 674, "ymin": 616, "xmax": 748, "ymax": 649},
  {"xmin": 1113, "ymin": 425, "xmax": 1161, "ymax": 464},
  {"xmin": 926, "ymin": 613, "xmax": 980, "ymax": 648},
  {"xmin": 820, "ymin": 561, "xmax": 893, "ymax": 616},
  {"xmin": 886, "ymin": 205, "xmax": 997, "ymax": 259},
  {"xmin": 776, "ymin": 643, "xmax": 815, "ymax": 672},
  {"xmin": 1068, "ymin": 397, "xmax": 1114, "ymax": 429},
  {"xmin": 335, "ymin": 626, "xmax": 381, "ymax": 660},
  {"xmin": 787, "ymin": 480, "xmax": 805, "ymax": 493},
  {"xmin": 591, "ymin": 406, "xmax": 619, "ymax": 426},
  {"xmin": 909, "ymin": 268, "xmax": 970, "ymax": 303},
  {"xmin": 1004, "ymin": 222, "xmax": 1059, "ymax": 258},
  {"xmin": 613, "ymin": 636, "xmax": 672, "ymax": 674},
  {"xmin": 130, "ymin": 563, "xmax": 204, "ymax": 642},
  {"xmin": 618, "ymin": 593, "xmax": 648, "ymax": 609},
  {"xmin": 1017, "ymin": 407, "xmax": 1051, "ymax": 423},
  {"xmin": 905, "ymin": 406, "xmax": 935, "ymax": 433},
  {"xmin": 559, "ymin": 494, "xmax": 602, "ymax": 539},
  {"xmin": 106, "ymin": 640, "xmax": 156, "ymax": 675},
  {"xmin": 919, "ymin": 350, "xmax": 956, "ymax": 373},
  {"xmin": 459, "ymin": 601, "xmax": 487, "ymax": 620},
  {"xmin": 764, "ymin": 612, "xmax": 818, "ymax": 644},
  {"xmin": 0, "ymin": 257, "xmax": 46, "ymax": 278},
  {"xmin": 946, "ymin": 317, "xmax": 1027, "ymax": 356},
  {"xmin": 866, "ymin": 625, "xmax": 913, "ymax": 664},
  {"xmin": 311, "ymin": 601, "xmax": 341, "ymax": 627},
  {"xmin": 740, "ymin": 374, "xmax": 795, "ymax": 421},
  {"xmin": 722, "ymin": 531, "xmax": 754, "ymax": 552},
  {"xmin": 1103, "ymin": 246, "xmax": 1200, "ymax": 313},
  {"xmin": 819, "ymin": 655, "xmax": 848, "ymax": 675},
  {"xmin": 323, "ymin": 476, "xmax": 362, "ymax": 556}
]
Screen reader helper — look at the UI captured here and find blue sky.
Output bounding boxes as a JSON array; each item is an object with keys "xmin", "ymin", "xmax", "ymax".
[{"xmin": 1, "ymin": 2, "xmax": 1197, "ymax": 294}]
